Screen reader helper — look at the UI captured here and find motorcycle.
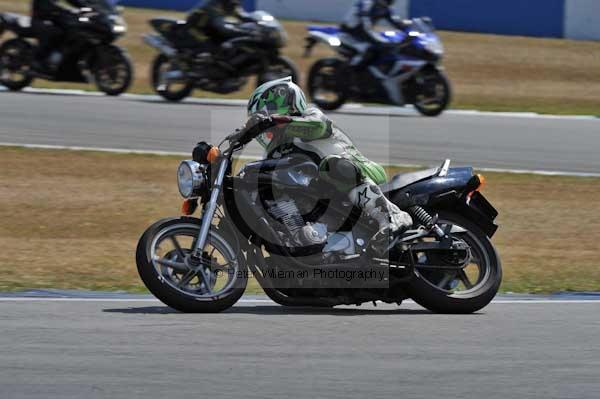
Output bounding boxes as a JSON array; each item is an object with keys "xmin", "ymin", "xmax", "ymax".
[
  {"xmin": 0, "ymin": 0, "xmax": 132, "ymax": 95},
  {"xmin": 136, "ymin": 117, "xmax": 502, "ymax": 313},
  {"xmin": 144, "ymin": 10, "xmax": 299, "ymax": 102},
  {"xmin": 304, "ymin": 17, "xmax": 451, "ymax": 116}
]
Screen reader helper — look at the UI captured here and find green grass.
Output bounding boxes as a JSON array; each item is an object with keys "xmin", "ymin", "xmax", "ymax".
[{"xmin": 1, "ymin": 146, "xmax": 600, "ymax": 294}]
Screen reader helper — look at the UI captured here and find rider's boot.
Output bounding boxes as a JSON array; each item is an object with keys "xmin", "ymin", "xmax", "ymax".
[{"xmin": 348, "ymin": 182, "xmax": 413, "ymax": 257}]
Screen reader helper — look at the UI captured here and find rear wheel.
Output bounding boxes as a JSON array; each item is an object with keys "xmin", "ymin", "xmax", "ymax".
[
  {"xmin": 412, "ymin": 68, "xmax": 451, "ymax": 117},
  {"xmin": 0, "ymin": 38, "xmax": 33, "ymax": 91},
  {"xmin": 307, "ymin": 58, "xmax": 347, "ymax": 111},
  {"xmin": 92, "ymin": 45, "xmax": 133, "ymax": 96},
  {"xmin": 257, "ymin": 55, "xmax": 299, "ymax": 86},
  {"xmin": 405, "ymin": 211, "xmax": 502, "ymax": 314},
  {"xmin": 136, "ymin": 217, "xmax": 247, "ymax": 313},
  {"xmin": 151, "ymin": 54, "xmax": 193, "ymax": 102}
]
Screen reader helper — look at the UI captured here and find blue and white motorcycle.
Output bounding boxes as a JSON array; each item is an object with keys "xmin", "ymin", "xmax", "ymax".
[{"xmin": 305, "ymin": 18, "xmax": 451, "ymax": 116}]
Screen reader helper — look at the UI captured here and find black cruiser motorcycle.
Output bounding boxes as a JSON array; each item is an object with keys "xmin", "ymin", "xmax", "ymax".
[
  {"xmin": 0, "ymin": 0, "xmax": 132, "ymax": 95},
  {"xmin": 144, "ymin": 10, "xmax": 298, "ymax": 102},
  {"xmin": 136, "ymin": 117, "xmax": 501, "ymax": 313}
]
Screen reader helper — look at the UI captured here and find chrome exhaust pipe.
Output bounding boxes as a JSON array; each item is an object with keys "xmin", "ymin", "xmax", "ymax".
[{"xmin": 143, "ymin": 34, "xmax": 176, "ymax": 57}]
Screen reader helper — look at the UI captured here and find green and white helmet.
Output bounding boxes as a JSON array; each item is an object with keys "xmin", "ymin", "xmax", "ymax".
[{"xmin": 247, "ymin": 77, "xmax": 307, "ymax": 116}]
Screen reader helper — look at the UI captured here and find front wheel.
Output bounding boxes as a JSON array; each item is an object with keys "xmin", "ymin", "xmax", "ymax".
[
  {"xmin": 307, "ymin": 58, "xmax": 348, "ymax": 111},
  {"xmin": 151, "ymin": 54, "xmax": 193, "ymax": 102},
  {"xmin": 412, "ymin": 68, "xmax": 451, "ymax": 117},
  {"xmin": 257, "ymin": 55, "xmax": 300, "ymax": 86},
  {"xmin": 92, "ymin": 45, "xmax": 133, "ymax": 96},
  {"xmin": 136, "ymin": 217, "xmax": 247, "ymax": 313},
  {"xmin": 404, "ymin": 211, "xmax": 502, "ymax": 314},
  {"xmin": 0, "ymin": 38, "xmax": 34, "ymax": 91}
]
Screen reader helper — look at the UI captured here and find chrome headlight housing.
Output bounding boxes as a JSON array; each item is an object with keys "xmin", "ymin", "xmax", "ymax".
[{"xmin": 177, "ymin": 160, "xmax": 207, "ymax": 199}]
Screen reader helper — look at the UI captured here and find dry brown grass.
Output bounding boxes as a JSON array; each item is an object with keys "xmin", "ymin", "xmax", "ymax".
[
  {"xmin": 1, "ymin": 2, "xmax": 599, "ymax": 114},
  {"xmin": 1, "ymin": 146, "xmax": 599, "ymax": 293}
]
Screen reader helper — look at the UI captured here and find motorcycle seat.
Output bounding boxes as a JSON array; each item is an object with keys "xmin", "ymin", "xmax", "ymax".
[{"xmin": 380, "ymin": 167, "xmax": 439, "ymax": 193}]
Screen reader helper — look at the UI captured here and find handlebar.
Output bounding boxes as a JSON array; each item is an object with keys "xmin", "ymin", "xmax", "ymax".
[{"xmin": 223, "ymin": 115, "xmax": 293, "ymax": 153}]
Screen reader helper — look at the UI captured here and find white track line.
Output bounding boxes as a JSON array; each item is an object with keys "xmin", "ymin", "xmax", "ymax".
[
  {"xmin": 2, "ymin": 142, "xmax": 599, "ymax": 178},
  {"xmin": 0, "ymin": 297, "xmax": 598, "ymax": 304}
]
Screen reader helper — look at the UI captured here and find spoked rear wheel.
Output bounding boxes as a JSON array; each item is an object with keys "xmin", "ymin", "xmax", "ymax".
[
  {"xmin": 405, "ymin": 211, "xmax": 502, "ymax": 314},
  {"xmin": 307, "ymin": 58, "xmax": 347, "ymax": 111},
  {"xmin": 136, "ymin": 217, "xmax": 247, "ymax": 313},
  {"xmin": 0, "ymin": 38, "xmax": 33, "ymax": 91}
]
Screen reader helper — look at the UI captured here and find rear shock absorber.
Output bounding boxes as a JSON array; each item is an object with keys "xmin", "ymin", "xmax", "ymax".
[
  {"xmin": 408, "ymin": 206, "xmax": 447, "ymax": 239},
  {"xmin": 408, "ymin": 206, "xmax": 434, "ymax": 227}
]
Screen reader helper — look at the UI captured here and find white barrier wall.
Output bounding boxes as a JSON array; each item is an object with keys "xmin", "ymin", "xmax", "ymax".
[
  {"xmin": 564, "ymin": 0, "xmax": 600, "ymax": 40},
  {"xmin": 256, "ymin": 0, "xmax": 409, "ymax": 23}
]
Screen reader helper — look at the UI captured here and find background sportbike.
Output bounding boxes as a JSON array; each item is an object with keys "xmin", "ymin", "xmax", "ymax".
[
  {"xmin": 0, "ymin": 0, "xmax": 132, "ymax": 95},
  {"xmin": 136, "ymin": 116, "xmax": 502, "ymax": 314},
  {"xmin": 305, "ymin": 17, "xmax": 451, "ymax": 116},
  {"xmin": 144, "ymin": 10, "xmax": 299, "ymax": 102}
]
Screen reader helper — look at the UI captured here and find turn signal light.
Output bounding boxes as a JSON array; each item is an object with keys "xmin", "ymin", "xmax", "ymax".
[
  {"xmin": 181, "ymin": 199, "xmax": 198, "ymax": 215},
  {"xmin": 476, "ymin": 174, "xmax": 486, "ymax": 191},
  {"xmin": 207, "ymin": 146, "xmax": 221, "ymax": 163}
]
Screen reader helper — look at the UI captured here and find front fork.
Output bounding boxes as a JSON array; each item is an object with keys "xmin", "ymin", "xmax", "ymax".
[{"xmin": 192, "ymin": 158, "xmax": 229, "ymax": 258}]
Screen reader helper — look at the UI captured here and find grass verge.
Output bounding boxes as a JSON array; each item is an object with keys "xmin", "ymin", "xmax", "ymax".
[
  {"xmin": 0, "ymin": 2, "xmax": 599, "ymax": 115},
  {"xmin": 1, "ymin": 146, "xmax": 599, "ymax": 294}
]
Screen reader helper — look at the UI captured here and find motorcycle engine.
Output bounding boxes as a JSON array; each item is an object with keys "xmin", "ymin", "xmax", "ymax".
[{"xmin": 266, "ymin": 199, "xmax": 327, "ymax": 248}]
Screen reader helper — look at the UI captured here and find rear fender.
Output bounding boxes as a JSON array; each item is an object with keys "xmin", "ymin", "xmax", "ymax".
[{"xmin": 390, "ymin": 167, "xmax": 499, "ymax": 237}]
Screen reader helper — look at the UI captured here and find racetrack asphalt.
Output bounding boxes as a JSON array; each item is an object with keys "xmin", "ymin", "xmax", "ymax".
[
  {"xmin": 1, "ymin": 296, "xmax": 599, "ymax": 399},
  {"xmin": 1, "ymin": 90, "xmax": 599, "ymax": 174}
]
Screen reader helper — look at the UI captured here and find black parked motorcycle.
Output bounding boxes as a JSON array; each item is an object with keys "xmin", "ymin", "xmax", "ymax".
[
  {"xmin": 144, "ymin": 10, "xmax": 299, "ymax": 102},
  {"xmin": 0, "ymin": 0, "xmax": 132, "ymax": 95},
  {"xmin": 136, "ymin": 117, "xmax": 501, "ymax": 313}
]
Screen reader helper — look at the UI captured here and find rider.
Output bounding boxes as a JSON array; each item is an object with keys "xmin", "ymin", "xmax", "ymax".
[
  {"xmin": 31, "ymin": 0, "xmax": 85, "ymax": 73},
  {"xmin": 341, "ymin": 0, "xmax": 412, "ymax": 68},
  {"xmin": 185, "ymin": 0, "xmax": 254, "ymax": 52},
  {"xmin": 244, "ymin": 77, "xmax": 413, "ymax": 255}
]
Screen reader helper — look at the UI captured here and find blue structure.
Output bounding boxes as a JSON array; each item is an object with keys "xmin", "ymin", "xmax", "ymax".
[
  {"xmin": 409, "ymin": 0, "xmax": 565, "ymax": 38},
  {"xmin": 117, "ymin": 0, "xmax": 600, "ymax": 40}
]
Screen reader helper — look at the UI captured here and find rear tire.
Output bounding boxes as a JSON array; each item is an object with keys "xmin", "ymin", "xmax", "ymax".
[
  {"xmin": 92, "ymin": 45, "xmax": 133, "ymax": 96},
  {"xmin": 257, "ymin": 55, "xmax": 300, "ymax": 86},
  {"xmin": 0, "ymin": 38, "xmax": 33, "ymax": 91},
  {"xmin": 405, "ymin": 211, "xmax": 502, "ymax": 314},
  {"xmin": 307, "ymin": 58, "xmax": 347, "ymax": 111},
  {"xmin": 136, "ymin": 217, "xmax": 247, "ymax": 313},
  {"xmin": 151, "ymin": 54, "xmax": 193, "ymax": 102}
]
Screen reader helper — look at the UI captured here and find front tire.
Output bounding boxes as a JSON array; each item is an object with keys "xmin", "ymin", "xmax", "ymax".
[
  {"xmin": 151, "ymin": 54, "xmax": 193, "ymax": 102},
  {"xmin": 0, "ymin": 38, "xmax": 34, "ymax": 91},
  {"xmin": 92, "ymin": 45, "xmax": 133, "ymax": 96},
  {"xmin": 412, "ymin": 68, "xmax": 451, "ymax": 117},
  {"xmin": 307, "ymin": 58, "xmax": 348, "ymax": 111},
  {"xmin": 405, "ymin": 211, "xmax": 502, "ymax": 314},
  {"xmin": 136, "ymin": 217, "xmax": 247, "ymax": 313}
]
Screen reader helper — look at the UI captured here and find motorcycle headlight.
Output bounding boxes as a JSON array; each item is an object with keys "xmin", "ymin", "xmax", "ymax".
[{"xmin": 177, "ymin": 160, "xmax": 206, "ymax": 199}]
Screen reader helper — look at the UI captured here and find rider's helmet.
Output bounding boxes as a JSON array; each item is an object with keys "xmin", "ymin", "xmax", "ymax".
[{"xmin": 247, "ymin": 76, "xmax": 307, "ymax": 117}]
